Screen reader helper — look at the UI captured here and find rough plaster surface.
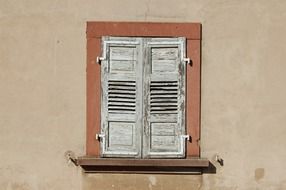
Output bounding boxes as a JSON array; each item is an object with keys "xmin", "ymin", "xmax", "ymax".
[{"xmin": 1, "ymin": 0, "xmax": 286, "ymax": 189}]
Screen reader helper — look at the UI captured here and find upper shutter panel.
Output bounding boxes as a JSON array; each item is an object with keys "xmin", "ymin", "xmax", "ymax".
[
  {"xmin": 101, "ymin": 37, "xmax": 143, "ymax": 158},
  {"xmin": 143, "ymin": 38, "xmax": 186, "ymax": 158}
]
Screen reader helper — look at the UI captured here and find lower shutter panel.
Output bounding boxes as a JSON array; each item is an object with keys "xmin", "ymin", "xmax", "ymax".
[
  {"xmin": 101, "ymin": 37, "xmax": 142, "ymax": 158},
  {"xmin": 144, "ymin": 38, "xmax": 186, "ymax": 158}
]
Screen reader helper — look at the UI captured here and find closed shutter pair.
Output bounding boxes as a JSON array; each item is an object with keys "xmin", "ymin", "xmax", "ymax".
[{"xmin": 99, "ymin": 37, "xmax": 188, "ymax": 158}]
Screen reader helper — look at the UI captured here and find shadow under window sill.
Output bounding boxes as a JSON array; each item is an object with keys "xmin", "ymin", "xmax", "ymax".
[{"xmin": 77, "ymin": 157, "xmax": 211, "ymax": 174}]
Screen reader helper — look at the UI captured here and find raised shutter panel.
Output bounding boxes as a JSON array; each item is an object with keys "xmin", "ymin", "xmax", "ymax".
[
  {"xmin": 101, "ymin": 37, "xmax": 143, "ymax": 158},
  {"xmin": 143, "ymin": 38, "xmax": 186, "ymax": 158}
]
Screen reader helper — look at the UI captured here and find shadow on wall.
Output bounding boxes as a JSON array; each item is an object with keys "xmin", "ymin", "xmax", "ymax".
[
  {"xmin": 79, "ymin": 161, "xmax": 216, "ymax": 175},
  {"xmin": 202, "ymin": 162, "xmax": 216, "ymax": 174}
]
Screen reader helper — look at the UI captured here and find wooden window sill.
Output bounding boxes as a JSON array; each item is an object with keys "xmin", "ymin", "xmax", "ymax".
[{"xmin": 77, "ymin": 157, "xmax": 209, "ymax": 174}]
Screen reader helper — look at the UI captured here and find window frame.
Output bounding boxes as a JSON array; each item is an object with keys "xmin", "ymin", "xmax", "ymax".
[{"xmin": 86, "ymin": 22, "xmax": 201, "ymax": 158}]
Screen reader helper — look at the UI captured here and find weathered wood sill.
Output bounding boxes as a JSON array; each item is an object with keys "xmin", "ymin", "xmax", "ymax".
[{"xmin": 77, "ymin": 157, "xmax": 209, "ymax": 174}]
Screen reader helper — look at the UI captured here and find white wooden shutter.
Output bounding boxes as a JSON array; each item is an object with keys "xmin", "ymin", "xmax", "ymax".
[
  {"xmin": 100, "ymin": 37, "xmax": 143, "ymax": 158},
  {"xmin": 143, "ymin": 38, "xmax": 187, "ymax": 158}
]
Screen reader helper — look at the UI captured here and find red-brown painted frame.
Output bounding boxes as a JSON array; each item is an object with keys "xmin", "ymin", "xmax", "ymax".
[{"xmin": 86, "ymin": 22, "xmax": 201, "ymax": 158}]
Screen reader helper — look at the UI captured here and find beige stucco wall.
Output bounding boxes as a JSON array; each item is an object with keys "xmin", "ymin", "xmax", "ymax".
[{"xmin": 1, "ymin": 0, "xmax": 286, "ymax": 189}]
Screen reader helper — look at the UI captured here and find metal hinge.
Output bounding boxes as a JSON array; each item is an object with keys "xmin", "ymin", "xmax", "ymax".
[
  {"xmin": 65, "ymin": 150, "xmax": 78, "ymax": 166},
  {"xmin": 183, "ymin": 58, "xmax": 191, "ymax": 64},
  {"xmin": 181, "ymin": 134, "xmax": 191, "ymax": 141},
  {"xmin": 95, "ymin": 133, "xmax": 105, "ymax": 141},
  {"xmin": 96, "ymin": 56, "xmax": 104, "ymax": 64}
]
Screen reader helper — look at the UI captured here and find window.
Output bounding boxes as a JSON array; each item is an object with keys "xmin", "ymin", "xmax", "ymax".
[
  {"xmin": 99, "ymin": 37, "xmax": 186, "ymax": 158},
  {"xmin": 81, "ymin": 22, "xmax": 207, "ymax": 172}
]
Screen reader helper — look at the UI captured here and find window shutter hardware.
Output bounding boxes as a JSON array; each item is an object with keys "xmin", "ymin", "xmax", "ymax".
[
  {"xmin": 182, "ymin": 134, "xmax": 190, "ymax": 141},
  {"xmin": 183, "ymin": 57, "xmax": 191, "ymax": 64},
  {"xmin": 95, "ymin": 133, "xmax": 105, "ymax": 141},
  {"xmin": 96, "ymin": 56, "xmax": 104, "ymax": 63},
  {"xmin": 97, "ymin": 41, "xmax": 107, "ymax": 64}
]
